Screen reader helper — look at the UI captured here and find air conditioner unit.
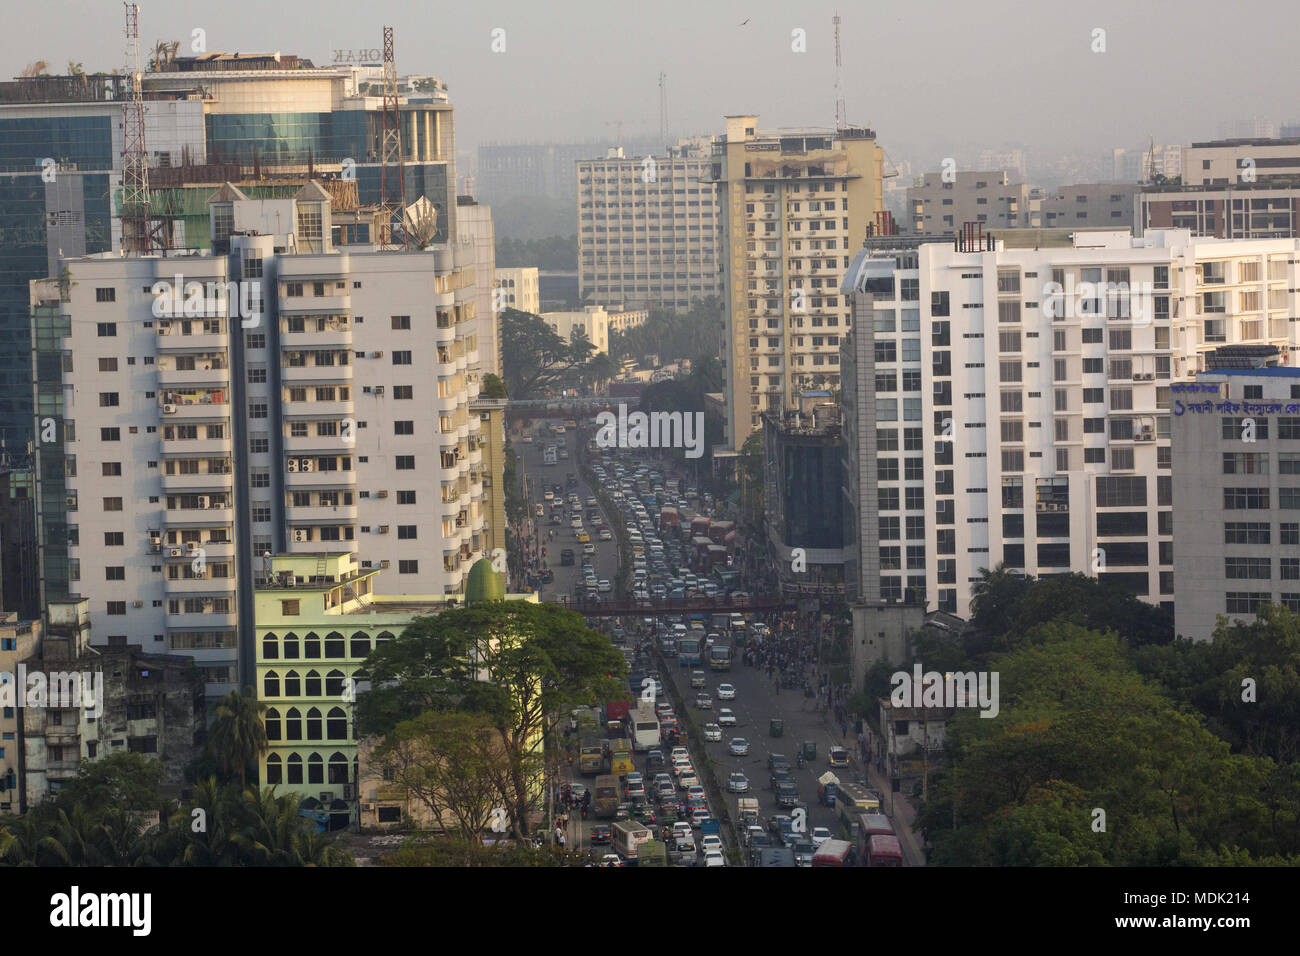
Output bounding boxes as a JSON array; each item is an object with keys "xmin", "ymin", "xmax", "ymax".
[
  {"xmin": 374, "ymin": 385, "xmax": 385, "ymax": 395},
  {"xmin": 149, "ymin": 542, "xmax": 161, "ymax": 553},
  {"xmin": 293, "ymin": 529, "xmax": 307, "ymax": 542},
  {"xmin": 376, "ymin": 525, "xmax": 389, "ymax": 534},
  {"xmin": 201, "ymin": 599, "xmax": 214, "ymax": 607},
  {"xmin": 284, "ymin": 577, "xmax": 296, "ymax": 588},
  {"xmin": 320, "ymin": 791, "xmax": 332, "ymax": 803},
  {"xmin": 197, "ymin": 496, "xmax": 210, "ymax": 508},
  {"xmin": 1035, "ymin": 502, "xmax": 1048, "ymax": 511},
  {"xmin": 287, "ymin": 458, "xmax": 299, "ymax": 472},
  {"xmin": 185, "ymin": 541, "xmax": 198, "ymax": 551},
  {"xmin": 65, "ymin": 495, "xmax": 76, "ymax": 507},
  {"xmin": 162, "ymin": 404, "xmax": 177, "ymax": 415},
  {"xmin": 362, "ymin": 802, "xmax": 376, "ymax": 812},
  {"xmin": 132, "ymin": 600, "xmax": 143, "ymax": 608},
  {"xmin": 379, "ymin": 560, "xmax": 391, "ymax": 569},
  {"xmin": 370, "ymin": 351, "xmax": 383, "ymax": 359},
  {"xmin": 375, "ymin": 490, "xmax": 388, "ymax": 498},
  {"xmin": 301, "ymin": 459, "xmax": 315, "ymax": 472}
]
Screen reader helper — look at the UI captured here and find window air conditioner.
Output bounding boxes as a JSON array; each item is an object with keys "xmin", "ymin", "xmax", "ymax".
[
  {"xmin": 162, "ymin": 405, "xmax": 177, "ymax": 414},
  {"xmin": 374, "ymin": 386, "xmax": 385, "ymax": 395},
  {"xmin": 170, "ymin": 547, "xmax": 184, "ymax": 557},
  {"xmin": 376, "ymin": 525, "xmax": 389, "ymax": 534},
  {"xmin": 1035, "ymin": 502, "xmax": 1048, "ymax": 511},
  {"xmin": 197, "ymin": 496, "xmax": 210, "ymax": 508},
  {"xmin": 375, "ymin": 490, "xmax": 388, "ymax": 498},
  {"xmin": 132, "ymin": 600, "xmax": 144, "ymax": 608},
  {"xmin": 185, "ymin": 541, "xmax": 198, "ymax": 551},
  {"xmin": 370, "ymin": 351, "xmax": 383, "ymax": 359},
  {"xmin": 379, "ymin": 560, "xmax": 390, "ymax": 569}
]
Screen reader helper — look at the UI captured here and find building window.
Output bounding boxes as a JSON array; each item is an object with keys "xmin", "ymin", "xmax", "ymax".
[{"xmin": 399, "ymin": 560, "xmax": 419, "ymax": 574}]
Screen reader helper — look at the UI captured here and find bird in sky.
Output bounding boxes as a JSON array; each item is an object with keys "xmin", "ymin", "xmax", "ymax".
[{"xmin": 739, "ymin": 18, "xmax": 750, "ymax": 26}]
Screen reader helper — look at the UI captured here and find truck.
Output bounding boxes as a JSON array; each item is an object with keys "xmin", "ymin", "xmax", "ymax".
[
  {"xmin": 737, "ymin": 797, "xmax": 760, "ymax": 829},
  {"xmin": 604, "ymin": 698, "xmax": 633, "ymax": 736},
  {"xmin": 707, "ymin": 520, "xmax": 735, "ymax": 544},
  {"xmin": 604, "ymin": 738, "xmax": 635, "ymax": 777},
  {"xmin": 612, "ymin": 820, "xmax": 652, "ymax": 863},
  {"xmin": 811, "ymin": 839, "xmax": 855, "ymax": 867},
  {"xmin": 708, "ymin": 633, "xmax": 733, "ymax": 672},
  {"xmin": 866, "ymin": 833, "xmax": 904, "ymax": 867}
]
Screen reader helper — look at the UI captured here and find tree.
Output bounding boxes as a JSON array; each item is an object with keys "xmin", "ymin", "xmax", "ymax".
[
  {"xmin": 55, "ymin": 751, "xmax": 164, "ymax": 816},
  {"xmin": 20, "ymin": 61, "xmax": 49, "ymax": 78},
  {"xmin": 207, "ymin": 687, "xmax": 269, "ymax": 789},
  {"xmin": 500, "ymin": 309, "xmax": 596, "ymax": 399},
  {"xmin": 480, "ymin": 373, "xmax": 507, "ymax": 398},
  {"xmin": 355, "ymin": 602, "xmax": 627, "ymax": 835},
  {"xmin": 968, "ymin": 563, "xmax": 1034, "ymax": 638},
  {"xmin": 368, "ymin": 712, "xmax": 506, "ymax": 841}
]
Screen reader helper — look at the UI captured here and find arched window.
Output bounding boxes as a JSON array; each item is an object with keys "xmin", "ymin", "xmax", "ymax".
[
  {"xmin": 283, "ymin": 670, "xmax": 301, "ymax": 697},
  {"xmin": 282, "ymin": 633, "xmax": 300, "ymax": 659},
  {"xmin": 306, "ymin": 707, "xmax": 322, "ymax": 740},
  {"xmin": 266, "ymin": 753, "xmax": 282, "ymax": 784},
  {"xmin": 263, "ymin": 670, "xmax": 280, "ymax": 698},
  {"xmin": 287, "ymin": 753, "xmax": 303, "ymax": 785},
  {"xmin": 349, "ymin": 632, "xmax": 371, "ymax": 658},
  {"xmin": 265, "ymin": 708, "xmax": 282, "ymax": 741},
  {"xmin": 304, "ymin": 670, "xmax": 322, "ymax": 697},
  {"xmin": 262, "ymin": 634, "xmax": 279, "ymax": 660},
  {"xmin": 324, "ymin": 632, "xmax": 345, "ymax": 657},
  {"xmin": 327, "ymin": 706, "xmax": 348, "ymax": 740},
  {"xmin": 285, "ymin": 707, "xmax": 302, "ymax": 741},
  {"xmin": 304, "ymin": 632, "xmax": 321, "ymax": 659},
  {"xmin": 375, "ymin": 630, "xmax": 395, "ymax": 646},
  {"xmin": 325, "ymin": 669, "xmax": 346, "ymax": 697},
  {"xmin": 307, "ymin": 752, "xmax": 324, "ymax": 785},
  {"xmin": 328, "ymin": 751, "xmax": 349, "ymax": 784}
]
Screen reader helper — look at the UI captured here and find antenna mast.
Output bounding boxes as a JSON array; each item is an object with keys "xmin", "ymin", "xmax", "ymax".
[
  {"xmin": 121, "ymin": 2, "xmax": 154, "ymax": 254},
  {"xmin": 658, "ymin": 71, "xmax": 669, "ymax": 152},
  {"xmin": 833, "ymin": 12, "xmax": 847, "ymax": 131},
  {"xmin": 379, "ymin": 25, "xmax": 408, "ymax": 250}
]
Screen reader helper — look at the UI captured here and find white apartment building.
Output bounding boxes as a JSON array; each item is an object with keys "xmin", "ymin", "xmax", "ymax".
[
  {"xmin": 455, "ymin": 197, "xmax": 499, "ymax": 376},
  {"xmin": 710, "ymin": 116, "xmax": 884, "ymax": 451},
  {"xmin": 542, "ymin": 307, "xmax": 609, "ymax": 355},
  {"xmin": 493, "ymin": 267, "xmax": 540, "ymax": 314},
  {"xmin": 577, "ymin": 140, "xmax": 720, "ymax": 313},
  {"xmin": 840, "ymin": 228, "xmax": 1300, "ymax": 618},
  {"xmin": 43, "ymin": 185, "xmax": 488, "ymax": 699},
  {"xmin": 1172, "ymin": 366, "xmax": 1300, "ymax": 641}
]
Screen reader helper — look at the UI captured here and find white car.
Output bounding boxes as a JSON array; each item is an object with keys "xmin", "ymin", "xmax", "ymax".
[
  {"xmin": 700, "ymin": 834, "xmax": 723, "ymax": 854},
  {"xmin": 728, "ymin": 737, "xmax": 750, "ymax": 756},
  {"xmin": 598, "ymin": 579, "xmax": 612, "ymax": 593},
  {"xmin": 670, "ymin": 747, "xmax": 690, "ymax": 762},
  {"xmin": 703, "ymin": 723, "xmax": 723, "ymax": 742},
  {"xmin": 716, "ymin": 684, "xmax": 736, "ymax": 700},
  {"xmin": 727, "ymin": 772, "xmax": 750, "ymax": 793},
  {"xmin": 717, "ymin": 708, "xmax": 737, "ymax": 727},
  {"xmin": 811, "ymin": 827, "xmax": 833, "ymax": 847},
  {"xmin": 703, "ymin": 849, "xmax": 726, "ymax": 867}
]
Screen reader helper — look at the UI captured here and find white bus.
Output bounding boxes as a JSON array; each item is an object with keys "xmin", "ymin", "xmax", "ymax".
[
  {"xmin": 542, "ymin": 445, "xmax": 557, "ymax": 466},
  {"xmin": 629, "ymin": 704, "xmax": 661, "ymax": 752},
  {"xmin": 612, "ymin": 820, "xmax": 652, "ymax": 861}
]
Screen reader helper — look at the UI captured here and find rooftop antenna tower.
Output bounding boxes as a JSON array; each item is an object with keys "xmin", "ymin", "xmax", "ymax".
[
  {"xmin": 379, "ymin": 25, "xmax": 408, "ymax": 250},
  {"xmin": 120, "ymin": 2, "xmax": 156, "ymax": 254},
  {"xmin": 833, "ymin": 12, "xmax": 847, "ymax": 131},
  {"xmin": 658, "ymin": 71, "xmax": 669, "ymax": 152}
]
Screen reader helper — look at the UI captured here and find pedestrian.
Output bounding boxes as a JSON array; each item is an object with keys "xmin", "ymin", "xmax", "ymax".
[{"xmin": 841, "ymin": 721, "xmax": 847, "ymax": 739}]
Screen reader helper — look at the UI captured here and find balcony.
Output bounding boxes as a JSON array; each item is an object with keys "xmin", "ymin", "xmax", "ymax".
[
  {"xmin": 166, "ymin": 610, "xmax": 238, "ymax": 631},
  {"xmin": 163, "ymin": 574, "xmax": 236, "ymax": 595},
  {"xmin": 284, "ymin": 468, "xmax": 357, "ymax": 489},
  {"xmin": 165, "ymin": 506, "xmax": 235, "ymax": 527},
  {"xmin": 284, "ymin": 433, "xmax": 354, "ymax": 455},
  {"xmin": 159, "ymin": 395, "xmax": 230, "ymax": 421},
  {"xmin": 285, "ymin": 503, "xmax": 358, "ymax": 524},
  {"xmin": 156, "ymin": 325, "xmax": 226, "ymax": 353},
  {"xmin": 281, "ymin": 363, "xmax": 352, "ymax": 385},
  {"xmin": 157, "ymin": 363, "xmax": 230, "ymax": 389},
  {"xmin": 283, "ymin": 399, "xmax": 353, "ymax": 419},
  {"xmin": 160, "ymin": 470, "xmax": 234, "ymax": 493},
  {"xmin": 161, "ymin": 438, "xmax": 232, "ymax": 457},
  {"xmin": 282, "ymin": 325, "xmax": 353, "ymax": 348},
  {"xmin": 280, "ymin": 293, "xmax": 350, "ymax": 314}
]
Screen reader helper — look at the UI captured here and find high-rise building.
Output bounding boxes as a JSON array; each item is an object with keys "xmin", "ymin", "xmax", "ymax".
[
  {"xmin": 0, "ymin": 54, "xmax": 457, "ymax": 455},
  {"xmin": 37, "ymin": 188, "xmax": 491, "ymax": 700},
  {"xmin": 455, "ymin": 197, "xmax": 499, "ymax": 376},
  {"xmin": 839, "ymin": 228, "xmax": 1300, "ymax": 619},
  {"xmin": 576, "ymin": 140, "xmax": 720, "ymax": 312},
  {"xmin": 907, "ymin": 171, "xmax": 1040, "ymax": 236},
  {"xmin": 1039, "ymin": 184, "xmax": 1139, "ymax": 231},
  {"xmin": 708, "ymin": 116, "xmax": 884, "ymax": 452},
  {"xmin": 1172, "ymin": 361, "xmax": 1300, "ymax": 641}
]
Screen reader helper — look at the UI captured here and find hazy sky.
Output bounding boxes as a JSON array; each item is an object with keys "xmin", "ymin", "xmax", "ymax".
[{"xmin": 6, "ymin": 0, "xmax": 1298, "ymax": 165}]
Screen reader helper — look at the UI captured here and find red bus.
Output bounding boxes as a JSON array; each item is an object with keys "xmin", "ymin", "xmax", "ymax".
[{"xmin": 867, "ymin": 833, "xmax": 903, "ymax": 867}]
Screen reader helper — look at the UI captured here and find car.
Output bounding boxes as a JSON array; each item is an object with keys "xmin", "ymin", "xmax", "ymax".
[
  {"xmin": 582, "ymin": 543, "xmax": 596, "ymax": 556},
  {"xmin": 694, "ymin": 695, "xmax": 713, "ymax": 710},
  {"xmin": 728, "ymin": 772, "xmax": 750, "ymax": 793},
  {"xmin": 655, "ymin": 701, "xmax": 674, "ymax": 718},
  {"xmin": 717, "ymin": 708, "xmax": 737, "ymax": 727},
  {"xmin": 589, "ymin": 825, "xmax": 611, "ymax": 845},
  {"xmin": 598, "ymin": 579, "xmax": 612, "ymax": 593},
  {"xmin": 690, "ymin": 807, "xmax": 712, "ymax": 827},
  {"xmin": 670, "ymin": 747, "xmax": 689, "ymax": 762},
  {"xmin": 686, "ymin": 785, "xmax": 707, "ymax": 804},
  {"xmin": 767, "ymin": 753, "xmax": 789, "ymax": 771},
  {"xmin": 716, "ymin": 683, "xmax": 736, "ymax": 700},
  {"xmin": 703, "ymin": 849, "xmax": 726, "ymax": 867},
  {"xmin": 690, "ymin": 670, "xmax": 707, "ymax": 689},
  {"xmin": 828, "ymin": 746, "xmax": 850, "ymax": 768},
  {"xmin": 776, "ymin": 781, "xmax": 801, "ymax": 808},
  {"xmin": 702, "ymin": 723, "xmax": 722, "ymax": 742},
  {"xmin": 652, "ymin": 772, "xmax": 672, "ymax": 789},
  {"xmin": 625, "ymin": 779, "xmax": 646, "ymax": 800},
  {"xmin": 646, "ymin": 749, "xmax": 665, "ymax": 772},
  {"xmin": 671, "ymin": 821, "xmax": 694, "ymax": 843},
  {"xmin": 728, "ymin": 737, "xmax": 750, "ymax": 756},
  {"xmin": 811, "ymin": 827, "xmax": 832, "ymax": 847},
  {"xmin": 743, "ymin": 825, "xmax": 767, "ymax": 847},
  {"xmin": 598, "ymin": 528, "xmax": 613, "ymax": 541},
  {"xmin": 656, "ymin": 781, "xmax": 676, "ymax": 802},
  {"xmin": 599, "ymin": 854, "xmax": 623, "ymax": 867},
  {"xmin": 543, "ymin": 490, "xmax": 554, "ymax": 501},
  {"xmin": 576, "ymin": 531, "xmax": 591, "ymax": 544},
  {"xmin": 559, "ymin": 549, "xmax": 575, "ymax": 566},
  {"xmin": 792, "ymin": 842, "xmax": 816, "ymax": 867},
  {"xmin": 769, "ymin": 768, "xmax": 793, "ymax": 791},
  {"xmin": 700, "ymin": 833, "xmax": 723, "ymax": 854}
]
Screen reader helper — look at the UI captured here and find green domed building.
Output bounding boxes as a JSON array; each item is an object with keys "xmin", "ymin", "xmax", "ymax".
[{"xmin": 464, "ymin": 557, "xmax": 506, "ymax": 604}]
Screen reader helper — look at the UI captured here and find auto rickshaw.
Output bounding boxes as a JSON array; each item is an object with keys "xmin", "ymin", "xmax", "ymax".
[
  {"xmin": 769, "ymin": 718, "xmax": 784, "ymax": 738},
  {"xmin": 801, "ymin": 740, "xmax": 817, "ymax": 761}
]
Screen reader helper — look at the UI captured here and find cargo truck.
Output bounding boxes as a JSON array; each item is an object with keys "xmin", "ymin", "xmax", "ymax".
[{"xmin": 605, "ymin": 698, "xmax": 633, "ymax": 736}]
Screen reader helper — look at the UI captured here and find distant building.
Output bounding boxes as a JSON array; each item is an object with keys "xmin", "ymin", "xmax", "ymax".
[
  {"xmin": 0, "ymin": 610, "xmax": 40, "ymax": 811},
  {"xmin": 1183, "ymin": 138, "xmax": 1300, "ymax": 186},
  {"xmin": 456, "ymin": 197, "xmax": 500, "ymax": 376},
  {"xmin": 543, "ymin": 306, "xmax": 610, "ymax": 355},
  {"xmin": 1039, "ymin": 183, "xmax": 1139, "ymax": 231},
  {"xmin": 1171, "ymin": 359, "xmax": 1300, "ymax": 641},
  {"xmin": 494, "ymin": 266, "xmax": 541, "ymax": 315},
  {"xmin": 576, "ymin": 139, "xmax": 720, "ymax": 312},
  {"xmin": 0, "ymin": 468, "xmax": 38, "ymax": 621},
  {"xmin": 539, "ymin": 270, "xmax": 580, "ymax": 311},
  {"xmin": 908, "ymin": 170, "xmax": 1040, "ymax": 236},
  {"xmin": 607, "ymin": 308, "xmax": 649, "ymax": 335}
]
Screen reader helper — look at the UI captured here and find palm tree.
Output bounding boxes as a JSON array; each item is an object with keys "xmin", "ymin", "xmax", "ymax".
[
  {"xmin": 21, "ymin": 60, "xmax": 48, "ymax": 78},
  {"xmin": 207, "ymin": 687, "xmax": 269, "ymax": 788}
]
